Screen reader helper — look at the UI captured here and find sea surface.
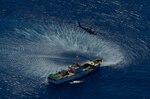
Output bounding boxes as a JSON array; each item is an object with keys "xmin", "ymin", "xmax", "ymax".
[{"xmin": 0, "ymin": 0, "xmax": 150, "ymax": 99}]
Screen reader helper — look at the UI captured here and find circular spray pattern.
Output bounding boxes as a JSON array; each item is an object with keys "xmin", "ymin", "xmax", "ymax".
[{"xmin": 4, "ymin": 23, "xmax": 124, "ymax": 77}]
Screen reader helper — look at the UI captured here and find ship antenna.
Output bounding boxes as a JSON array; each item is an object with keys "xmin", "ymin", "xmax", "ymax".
[{"xmin": 76, "ymin": 56, "xmax": 80, "ymax": 64}]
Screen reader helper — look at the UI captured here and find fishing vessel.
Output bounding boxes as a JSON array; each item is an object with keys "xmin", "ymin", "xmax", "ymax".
[{"xmin": 48, "ymin": 58, "xmax": 103, "ymax": 84}]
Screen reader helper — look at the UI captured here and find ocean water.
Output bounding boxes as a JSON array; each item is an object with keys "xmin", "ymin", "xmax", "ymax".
[{"xmin": 0, "ymin": 0, "xmax": 150, "ymax": 99}]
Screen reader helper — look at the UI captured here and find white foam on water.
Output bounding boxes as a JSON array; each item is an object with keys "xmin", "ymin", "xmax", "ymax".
[{"xmin": 2, "ymin": 23, "xmax": 125, "ymax": 77}]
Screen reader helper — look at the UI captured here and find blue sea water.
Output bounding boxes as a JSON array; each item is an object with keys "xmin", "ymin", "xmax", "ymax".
[{"xmin": 0, "ymin": 0, "xmax": 150, "ymax": 99}]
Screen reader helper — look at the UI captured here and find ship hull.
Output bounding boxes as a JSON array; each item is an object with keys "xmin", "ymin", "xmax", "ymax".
[{"xmin": 48, "ymin": 65, "xmax": 100, "ymax": 84}]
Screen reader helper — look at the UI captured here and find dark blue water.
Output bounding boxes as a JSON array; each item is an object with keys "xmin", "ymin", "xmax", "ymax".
[{"xmin": 0, "ymin": 0, "xmax": 150, "ymax": 99}]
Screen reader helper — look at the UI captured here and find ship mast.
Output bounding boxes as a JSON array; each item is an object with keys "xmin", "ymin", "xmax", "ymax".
[{"xmin": 75, "ymin": 56, "xmax": 80, "ymax": 65}]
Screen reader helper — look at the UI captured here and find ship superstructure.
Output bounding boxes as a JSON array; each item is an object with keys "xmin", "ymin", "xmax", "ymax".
[{"xmin": 48, "ymin": 58, "xmax": 103, "ymax": 84}]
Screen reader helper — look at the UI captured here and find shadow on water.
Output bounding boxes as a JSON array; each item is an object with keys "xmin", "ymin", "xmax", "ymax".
[
  {"xmin": 43, "ymin": 51, "xmax": 99, "ymax": 66},
  {"xmin": 60, "ymin": 51, "xmax": 98, "ymax": 61}
]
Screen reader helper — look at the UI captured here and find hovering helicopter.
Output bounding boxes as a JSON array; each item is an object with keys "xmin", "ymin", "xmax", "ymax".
[{"xmin": 78, "ymin": 21, "xmax": 96, "ymax": 35}]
